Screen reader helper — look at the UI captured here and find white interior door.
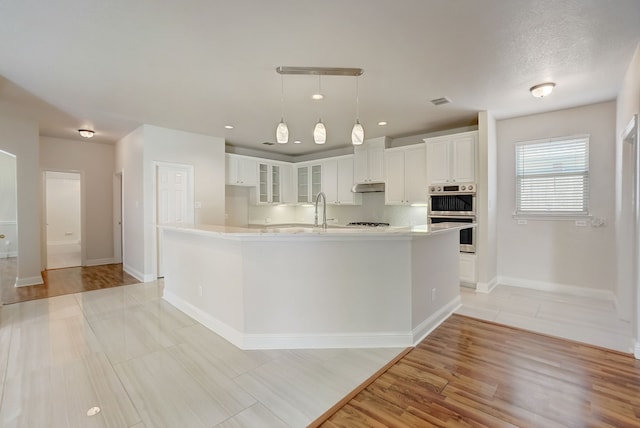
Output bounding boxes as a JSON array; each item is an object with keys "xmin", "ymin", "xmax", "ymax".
[
  {"xmin": 156, "ymin": 164, "xmax": 193, "ymax": 277},
  {"xmin": 113, "ymin": 172, "xmax": 123, "ymax": 264}
]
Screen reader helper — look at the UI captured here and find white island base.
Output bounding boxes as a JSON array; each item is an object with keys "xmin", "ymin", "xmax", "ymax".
[{"xmin": 162, "ymin": 225, "xmax": 464, "ymax": 350}]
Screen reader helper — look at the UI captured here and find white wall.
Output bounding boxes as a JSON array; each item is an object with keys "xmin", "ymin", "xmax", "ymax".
[
  {"xmin": 615, "ymin": 43, "xmax": 640, "ymax": 351},
  {"xmin": 496, "ymin": 102, "xmax": 617, "ymax": 294},
  {"xmin": 115, "ymin": 126, "xmax": 145, "ymax": 280},
  {"xmin": 143, "ymin": 125, "xmax": 225, "ymax": 279},
  {"xmin": 0, "ymin": 151, "xmax": 17, "ymax": 257},
  {"xmin": 0, "ymin": 113, "xmax": 42, "ymax": 285},
  {"xmin": 477, "ymin": 111, "xmax": 498, "ymax": 291},
  {"xmin": 45, "ymin": 172, "xmax": 80, "ymax": 244},
  {"xmin": 40, "ymin": 137, "xmax": 116, "ymax": 264},
  {"xmin": 116, "ymin": 124, "xmax": 225, "ymax": 281}
]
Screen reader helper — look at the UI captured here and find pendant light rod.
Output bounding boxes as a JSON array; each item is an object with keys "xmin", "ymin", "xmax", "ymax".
[{"xmin": 276, "ymin": 66, "xmax": 364, "ymax": 76}]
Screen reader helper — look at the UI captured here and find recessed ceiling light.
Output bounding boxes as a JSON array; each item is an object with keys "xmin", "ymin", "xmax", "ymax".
[
  {"xmin": 224, "ymin": 125, "xmax": 234, "ymax": 129},
  {"xmin": 377, "ymin": 121, "xmax": 388, "ymax": 126},
  {"xmin": 293, "ymin": 140, "xmax": 302, "ymax": 144},
  {"xmin": 311, "ymin": 93, "xmax": 324, "ymax": 100},
  {"xmin": 78, "ymin": 129, "xmax": 95, "ymax": 138},
  {"xmin": 530, "ymin": 82, "xmax": 555, "ymax": 98}
]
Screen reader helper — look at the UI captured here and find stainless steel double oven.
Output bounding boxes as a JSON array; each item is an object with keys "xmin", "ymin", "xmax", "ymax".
[{"xmin": 428, "ymin": 183, "xmax": 476, "ymax": 253}]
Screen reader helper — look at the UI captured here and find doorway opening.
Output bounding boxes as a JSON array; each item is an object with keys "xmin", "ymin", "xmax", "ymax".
[{"xmin": 44, "ymin": 171, "xmax": 82, "ymax": 269}]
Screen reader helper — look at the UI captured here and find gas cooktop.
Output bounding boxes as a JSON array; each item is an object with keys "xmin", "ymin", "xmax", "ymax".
[{"xmin": 346, "ymin": 222, "xmax": 390, "ymax": 227}]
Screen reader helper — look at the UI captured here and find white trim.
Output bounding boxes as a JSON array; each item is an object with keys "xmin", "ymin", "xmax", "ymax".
[
  {"xmin": 85, "ymin": 258, "xmax": 116, "ymax": 267},
  {"xmin": 498, "ymin": 275, "xmax": 615, "ymax": 301},
  {"xmin": 476, "ymin": 276, "xmax": 498, "ymax": 293},
  {"xmin": 123, "ymin": 264, "xmax": 153, "ymax": 282},
  {"xmin": 46, "ymin": 240, "xmax": 81, "ymax": 246},
  {"xmin": 164, "ymin": 289, "xmax": 431, "ymax": 350},
  {"xmin": 634, "ymin": 341, "xmax": 640, "ymax": 360},
  {"xmin": 0, "ymin": 251, "xmax": 17, "ymax": 258},
  {"xmin": 0, "ymin": 221, "xmax": 17, "ymax": 225},
  {"xmin": 411, "ymin": 295, "xmax": 461, "ymax": 345},
  {"xmin": 15, "ymin": 275, "xmax": 44, "ymax": 287}
]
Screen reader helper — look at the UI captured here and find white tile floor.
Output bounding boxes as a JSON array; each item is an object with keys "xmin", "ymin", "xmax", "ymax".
[
  {"xmin": 0, "ymin": 280, "xmax": 402, "ymax": 428},
  {"xmin": 456, "ymin": 284, "xmax": 635, "ymax": 354}
]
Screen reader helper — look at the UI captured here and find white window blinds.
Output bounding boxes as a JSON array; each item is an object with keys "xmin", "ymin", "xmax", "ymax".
[{"xmin": 515, "ymin": 136, "xmax": 589, "ymax": 215}]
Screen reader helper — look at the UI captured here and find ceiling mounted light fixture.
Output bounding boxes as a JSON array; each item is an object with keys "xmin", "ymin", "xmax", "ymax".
[
  {"xmin": 275, "ymin": 74, "xmax": 289, "ymax": 144},
  {"xmin": 530, "ymin": 82, "xmax": 555, "ymax": 98},
  {"xmin": 78, "ymin": 129, "xmax": 95, "ymax": 138},
  {"xmin": 351, "ymin": 76, "xmax": 364, "ymax": 145},
  {"xmin": 312, "ymin": 75, "xmax": 324, "ymax": 100},
  {"xmin": 276, "ymin": 66, "xmax": 364, "ymax": 146}
]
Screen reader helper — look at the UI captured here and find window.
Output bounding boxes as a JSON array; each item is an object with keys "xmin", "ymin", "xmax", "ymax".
[{"xmin": 515, "ymin": 136, "xmax": 589, "ymax": 216}]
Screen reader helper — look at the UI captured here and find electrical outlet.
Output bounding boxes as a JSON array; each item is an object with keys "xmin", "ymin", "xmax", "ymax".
[
  {"xmin": 575, "ymin": 220, "xmax": 587, "ymax": 227},
  {"xmin": 198, "ymin": 286, "xmax": 203, "ymax": 297},
  {"xmin": 431, "ymin": 288, "xmax": 436, "ymax": 301},
  {"xmin": 517, "ymin": 219, "xmax": 527, "ymax": 225}
]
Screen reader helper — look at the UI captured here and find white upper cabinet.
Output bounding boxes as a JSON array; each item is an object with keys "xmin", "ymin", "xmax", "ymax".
[
  {"xmin": 384, "ymin": 144, "xmax": 427, "ymax": 205},
  {"xmin": 296, "ymin": 162, "xmax": 323, "ymax": 203},
  {"xmin": 322, "ymin": 155, "xmax": 362, "ymax": 205},
  {"xmin": 424, "ymin": 131, "xmax": 477, "ymax": 184},
  {"xmin": 225, "ymin": 154, "xmax": 257, "ymax": 186},
  {"xmin": 354, "ymin": 137, "xmax": 387, "ymax": 183},
  {"xmin": 255, "ymin": 160, "xmax": 294, "ymax": 205}
]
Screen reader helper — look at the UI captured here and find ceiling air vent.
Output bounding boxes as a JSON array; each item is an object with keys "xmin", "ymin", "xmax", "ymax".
[
  {"xmin": 262, "ymin": 141, "xmax": 275, "ymax": 146},
  {"xmin": 430, "ymin": 97, "xmax": 452, "ymax": 106}
]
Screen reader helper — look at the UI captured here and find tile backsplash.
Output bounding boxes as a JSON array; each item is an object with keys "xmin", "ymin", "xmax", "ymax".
[{"xmin": 227, "ymin": 191, "xmax": 428, "ymax": 227}]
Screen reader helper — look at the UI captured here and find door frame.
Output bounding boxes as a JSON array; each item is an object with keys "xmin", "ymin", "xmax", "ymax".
[
  {"xmin": 113, "ymin": 170, "xmax": 124, "ymax": 264},
  {"xmin": 152, "ymin": 161, "xmax": 194, "ymax": 279},
  {"xmin": 42, "ymin": 169, "xmax": 85, "ymax": 268}
]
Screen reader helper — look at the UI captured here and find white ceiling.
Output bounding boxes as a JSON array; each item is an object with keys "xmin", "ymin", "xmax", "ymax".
[{"xmin": 0, "ymin": 0, "xmax": 639, "ymax": 155}]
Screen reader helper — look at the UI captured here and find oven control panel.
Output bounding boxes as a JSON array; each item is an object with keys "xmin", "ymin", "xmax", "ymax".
[{"xmin": 429, "ymin": 183, "xmax": 475, "ymax": 193}]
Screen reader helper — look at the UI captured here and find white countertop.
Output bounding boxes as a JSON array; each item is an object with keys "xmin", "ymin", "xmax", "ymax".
[{"xmin": 159, "ymin": 222, "xmax": 475, "ymax": 239}]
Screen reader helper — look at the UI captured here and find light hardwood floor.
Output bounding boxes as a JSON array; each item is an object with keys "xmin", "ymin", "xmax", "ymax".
[
  {"xmin": 315, "ymin": 314, "xmax": 640, "ymax": 427},
  {"xmin": 0, "ymin": 258, "xmax": 139, "ymax": 304}
]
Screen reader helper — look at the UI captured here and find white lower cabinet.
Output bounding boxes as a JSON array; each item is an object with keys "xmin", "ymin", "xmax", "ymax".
[{"xmin": 459, "ymin": 253, "xmax": 477, "ymax": 284}]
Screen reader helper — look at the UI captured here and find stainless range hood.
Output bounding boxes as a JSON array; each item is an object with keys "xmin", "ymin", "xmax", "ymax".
[{"xmin": 351, "ymin": 182, "xmax": 385, "ymax": 193}]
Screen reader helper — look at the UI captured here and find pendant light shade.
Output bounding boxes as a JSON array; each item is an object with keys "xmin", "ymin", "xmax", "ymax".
[
  {"xmin": 351, "ymin": 77, "xmax": 364, "ymax": 145},
  {"xmin": 351, "ymin": 120, "xmax": 364, "ymax": 145},
  {"xmin": 313, "ymin": 120, "xmax": 326, "ymax": 144},
  {"xmin": 276, "ymin": 119, "xmax": 289, "ymax": 144},
  {"xmin": 275, "ymin": 75, "xmax": 288, "ymax": 144}
]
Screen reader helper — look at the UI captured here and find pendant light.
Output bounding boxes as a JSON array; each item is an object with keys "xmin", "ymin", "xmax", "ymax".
[
  {"xmin": 275, "ymin": 75, "xmax": 289, "ymax": 144},
  {"xmin": 313, "ymin": 119, "xmax": 326, "ymax": 144},
  {"xmin": 351, "ymin": 77, "xmax": 364, "ymax": 145}
]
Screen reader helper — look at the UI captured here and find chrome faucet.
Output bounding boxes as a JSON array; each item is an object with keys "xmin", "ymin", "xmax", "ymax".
[{"xmin": 314, "ymin": 191, "xmax": 328, "ymax": 229}]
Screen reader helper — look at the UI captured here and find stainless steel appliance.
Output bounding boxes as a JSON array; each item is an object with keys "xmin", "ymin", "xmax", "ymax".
[
  {"xmin": 429, "ymin": 216, "xmax": 476, "ymax": 253},
  {"xmin": 428, "ymin": 183, "xmax": 476, "ymax": 216},
  {"xmin": 428, "ymin": 183, "xmax": 476, "ymax": 253}
]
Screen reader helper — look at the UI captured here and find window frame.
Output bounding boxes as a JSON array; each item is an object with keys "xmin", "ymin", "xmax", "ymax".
[{"xmin": 513, "ymin": 135, "xmax": 590, "ymax": 220}]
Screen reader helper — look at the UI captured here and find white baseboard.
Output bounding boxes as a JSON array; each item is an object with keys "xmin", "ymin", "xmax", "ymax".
[
  {"xmin": 635, "ymin": 341, "xmax": 640, "ymax": 360},
  {"xmin": 164, "ymin": 290, "xmax": 415, "ymax": 350},
  {"xmin": 498, "ymin": 275, "xmax": 616, "ymax": 301},
  {"xmin": 411, "ymin": 295, "xmax": 462, "ymax": 345},
  {"xmin": 15, "ymin": 275, "xmax": 44, "ymax": 287},
  {"xmin": 0, "ymin": 251, "xmax": 17, "ymax": 259},
  {"xmin": 47, "ymin": 240, "xmax": 80, "ymax": 246},
  {"xmin": 476, "ymin": 276, "xmax": 498, "ymax": 294},
  {"xmin": 123, "ymin": 264, "xmax": 145, "ymax": 282},
  {"xmin": 85, "ymin": 258, "xmax": 115, "ymax": 266}
]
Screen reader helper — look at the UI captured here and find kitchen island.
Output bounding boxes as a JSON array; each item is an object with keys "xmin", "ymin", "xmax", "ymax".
[{"xmin": 161, "ymin": 223, "xmax": 473, "ymax": 350}]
